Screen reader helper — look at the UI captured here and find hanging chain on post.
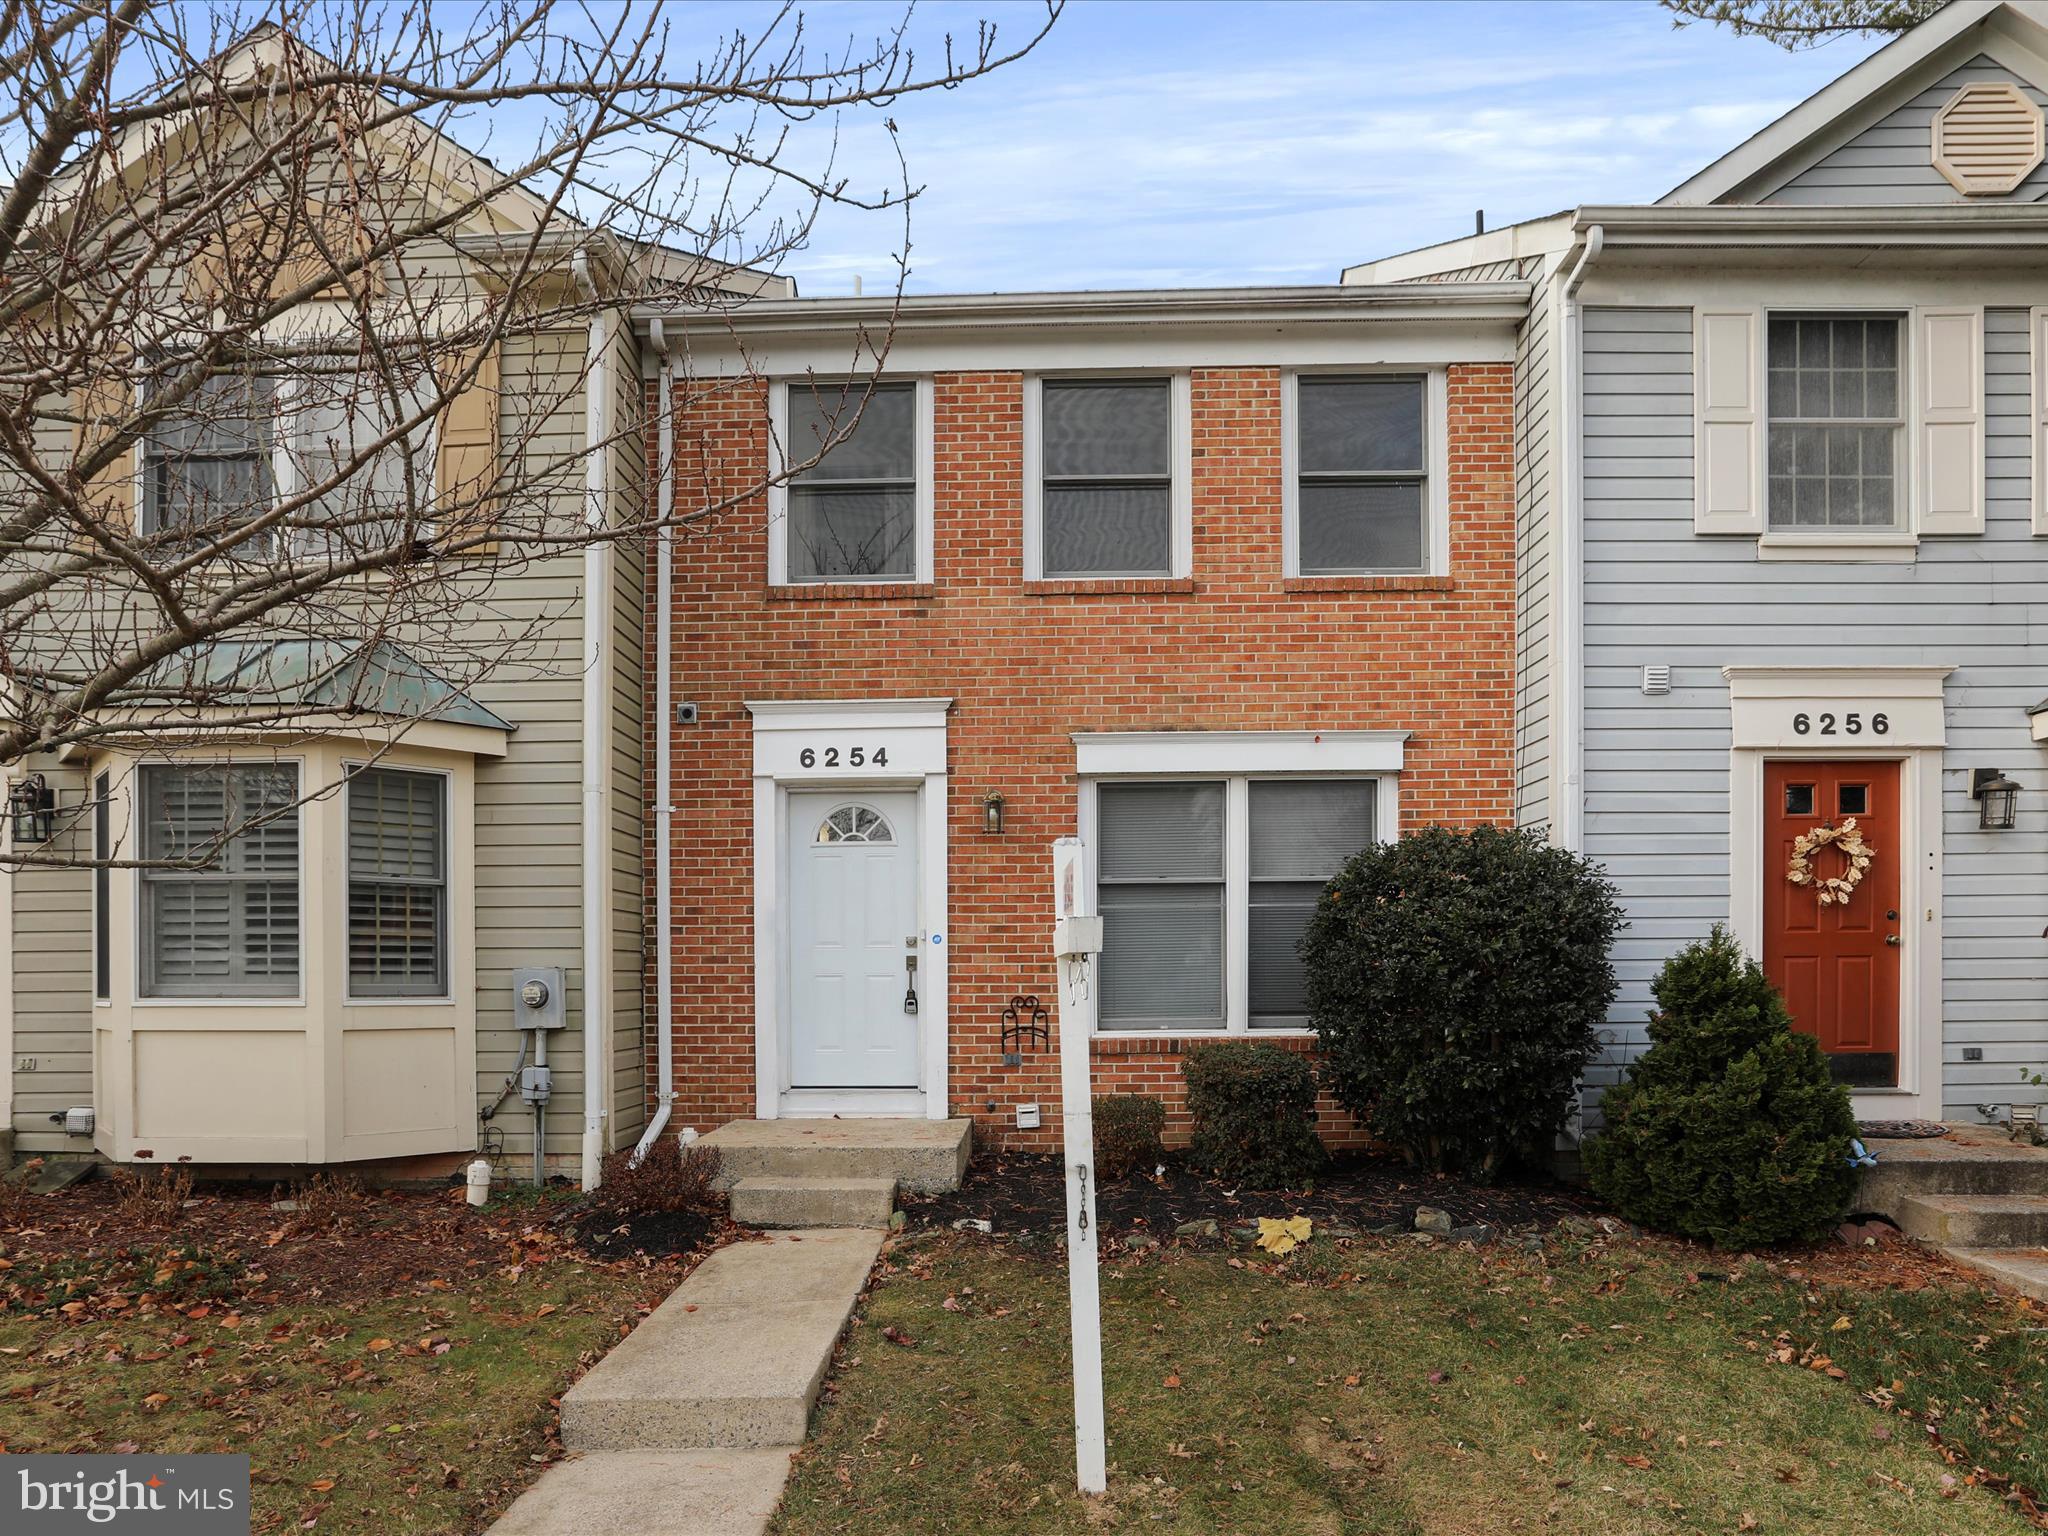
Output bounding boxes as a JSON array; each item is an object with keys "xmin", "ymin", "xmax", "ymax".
[{"xmin": 1052, "ymin": 836, "xmax": 1107, "ymax": 1495}]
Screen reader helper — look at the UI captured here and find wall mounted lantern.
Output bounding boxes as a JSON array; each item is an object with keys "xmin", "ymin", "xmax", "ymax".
[
  {"xmin": 6, "ymin": 772, "xmax": 54, "ymax": 845},
  {"xmin": 982, "ymin": 790, "xmax": 1007, "ymax": 835},
  {"xmin": 1973, "ymin": 768, "xmax": 2021, "ymax": 830}
]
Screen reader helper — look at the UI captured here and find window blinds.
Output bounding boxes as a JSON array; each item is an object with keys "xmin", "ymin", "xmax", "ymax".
[{"xmin": 347, "ymin": 768, "xmax": 446, "ymax": 997}]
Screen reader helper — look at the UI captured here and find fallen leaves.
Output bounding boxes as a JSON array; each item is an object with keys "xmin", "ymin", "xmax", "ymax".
[{"xmin": 1255, "ymin": 1217, "xmax": 1313, "ymax": 1257}]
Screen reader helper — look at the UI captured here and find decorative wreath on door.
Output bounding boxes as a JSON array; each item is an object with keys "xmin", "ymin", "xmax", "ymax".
[{"xmin": 1786, "ymin": 818, "xmax": 1874, "ymax": 906}]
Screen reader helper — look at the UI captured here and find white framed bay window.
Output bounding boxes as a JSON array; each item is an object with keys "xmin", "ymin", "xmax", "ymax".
[{"xmin": 1075, "ymin": 731, "xmax": 1404, "ymax": 1035}]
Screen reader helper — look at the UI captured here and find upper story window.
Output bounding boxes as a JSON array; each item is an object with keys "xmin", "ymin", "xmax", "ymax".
[
  {"xmin": 140, "ymin": 366, "xmax": 438, "ymax": 560},
  {"xmin": 1027, "ymin": 377, "xmax": 1189, "ymax": 579},
  {"xmin": 347, "ymin": 766, "xmax": 447, "ymax": 998},
  {"xmin": 781, "ymin": 381, "xmax": 924, "ymax": 582},
  {"xmin": 141, "ymin": 372, "xmax": 276, "ymax": 548},
  {"xmin": 1287, "ymin": 373, "xmax": 1438, "ymax": 576},
  {"xmin": 139, "ymin": 762, "xmax": 300, "ymax": 998},
  {"xmin": 1766, "ymin": 315, "xmax": 1902, "ymax": 532}
]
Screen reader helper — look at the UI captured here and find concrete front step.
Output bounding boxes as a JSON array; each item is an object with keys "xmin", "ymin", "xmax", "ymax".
[
  {"xmin": 1897, "ymin": 1193, "xmax": 2048, "ymax": 1249},
  {"xmin": 560, "ymin": 1227, "xmax": 881, "ymax": 1452},
  {"xmin": 1855, "ymin": 1123, "xmax": 2048, "ymax": 1212},
  {"xmin": 702, "ymin": 1117, "xmax": 972, "ymax": 1195},
  {"xmin": 490, "ymin": 1450, "xmax": 791, "ymax": 1536},
  {"xmin": 1946, "ymin": 1248, "xmax": 2048, "ymax": 1304},
  {"xmin": 730, "ymin": 1175, "xmax": 897, "ymax": 1229}
]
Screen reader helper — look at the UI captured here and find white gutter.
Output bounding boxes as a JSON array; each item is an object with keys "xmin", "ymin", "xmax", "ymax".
[
  {"xmin": 630, "ymin": 316, "xmax": 677, "ymax": 1166},
  {"xmin": 1555, "ymin": 224, "xmax": 1602, "ymax": 855},
  {"xmin": 574, "ymin": 247, "xmax": 613, "ymax": 1191}
]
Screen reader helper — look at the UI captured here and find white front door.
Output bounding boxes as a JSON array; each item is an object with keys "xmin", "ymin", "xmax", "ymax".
[{"xmin": 787, "ymin": 791, "xmax": 921, "ymax": 1089}]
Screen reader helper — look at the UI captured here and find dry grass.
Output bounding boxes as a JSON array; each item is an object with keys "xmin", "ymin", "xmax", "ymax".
[{"xmin": 775, "ymin": 1232, "xmax": 2046, "ymax": 1536}]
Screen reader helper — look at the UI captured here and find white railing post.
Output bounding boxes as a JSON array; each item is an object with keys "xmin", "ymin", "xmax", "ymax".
[{"xmin": 1052, "ymin": 836, "xmax": 1107, "ymax": 1495}]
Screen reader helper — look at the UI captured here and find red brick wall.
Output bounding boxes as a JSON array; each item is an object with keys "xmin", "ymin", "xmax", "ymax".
[{"xmin": 645, "ymin": 364, "xmax": 1516, "ymax": 1151}]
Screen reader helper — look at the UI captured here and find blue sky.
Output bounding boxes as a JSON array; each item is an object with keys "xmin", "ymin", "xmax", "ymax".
[{"xmin": 762, "ymin": 0, "xmax": 1891, "ymax": 295}]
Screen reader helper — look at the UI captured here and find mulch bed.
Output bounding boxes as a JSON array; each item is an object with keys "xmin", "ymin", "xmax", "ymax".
[
  {"xmin": 902, "ymin": 1151, "xmax": 1598, "ymax": 1240},
  {"xmin": 0, "ymin": 1172, "xmax": 725, "ymax": 1313},
  {"xmin": 572, "ymin": 1205, "xmax": 720, "ymax": 1260}
]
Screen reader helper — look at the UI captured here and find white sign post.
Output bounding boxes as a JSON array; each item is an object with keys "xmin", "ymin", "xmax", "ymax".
[{"xmin": 1051, "ymin": 836, "xmax": 1107, "ymax": 1495}]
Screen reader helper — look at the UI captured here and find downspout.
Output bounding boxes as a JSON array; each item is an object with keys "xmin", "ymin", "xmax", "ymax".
[
  {"xmin": 574, "ymin": 247, "xmax": 613, "ymax": 1190},
  {"xmin": 1556, "ymin": 224, "xmax": 1603, "ymax": 855},
  {"xmin": 630, "ymin": 316, "xmax": 677, "ymax": 1165}
]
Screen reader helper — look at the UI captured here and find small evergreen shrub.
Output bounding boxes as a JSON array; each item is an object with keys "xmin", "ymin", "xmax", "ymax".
[
  {"xmin": 591, "ymin": 1137, "xmax": 723, "ymax": 1217},
  {"xmin": 1300, "ymin": 824, "xmax": 1624, "ymax": 1178},
  {"xmin": 1092, "ymin": 1094, "xmax": 1166, "ymax": 1180},
  {"xmin": 1585, "ymin": 926, "xmax": 1857, "ymax": 1248},
  {"xmin": 1182, "ymin": 1042, "xmax": 1325, "ymax": 1188}
]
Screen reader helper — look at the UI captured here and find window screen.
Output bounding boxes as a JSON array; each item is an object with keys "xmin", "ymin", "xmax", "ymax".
[
  {"xmin": 348, "ymin": 768, "xmax": 446, "ymax": 997},
  {"xmin": 93, "ymin": 771, "xmax": 110, "ymax": 1001},
  {"xmin": 1247, "ymin": 780, "xmax": 1376, "ymax": 1026},
  {"xmin": 1040, "ymin": 379, "xmax": 1172, "ymax": 577},
  {"xmin": 1097, "ymin": 782, "xmax": 1225, "ymax": 1029},
  {"xmin": 786, "ymin": 382, "xmax": 916, "ymax": 580},
  {"xmin": 1766, "ymin": 315, "xmax": 1902, "ymax": 530},
  {"xmin": 142, "ymin": 371, "xmax": 275, "ymax": 546},
  {"xmin": 1296, "ymin": 375, "xmax": 1427, "ymax": 573},
  {"xmin": 139, "ymin": 763, "xmax": 300, "ymax": 997}
]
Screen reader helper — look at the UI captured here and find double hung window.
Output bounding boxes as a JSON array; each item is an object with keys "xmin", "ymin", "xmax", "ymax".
[
  {"xmin": 1292, "ymin": 375, "xmax": 1430, "ymax": 574},
  {"xmin": 784, "ymin": 382, "xmax": 919, "ymax": 581},
  {"xmin": 139, "ymin": 763, "xmax": 300, "ymax": 998},
  {"xmin": 1095, "ymin": 776, "xmax": 1379, "ymax": 1032},
  {"xmin": 346, "ymin": 767, "xmax": 447, "ymax": 998},
  {"xmin": 1035, "ymin": 379, "xmax": 1177, "ymax": 578},
  {"xmin": 1765, "ymin": 315, "xmax": 1903, "ymax": 532}
]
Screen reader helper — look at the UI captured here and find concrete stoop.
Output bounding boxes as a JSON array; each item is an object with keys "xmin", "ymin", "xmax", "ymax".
[
  {"xmin": 490, "ymin": 1227, "xmax": 884, "ymax": 1535},
  {"xmin": 702, "ymin": 1117, "xmax": 972, "ymax": 1196},
  {"xmin": 1858, "ymin": 1124, "xmax": 2048, "ymax": 1301},
  {"xmin": 729, "ymin": 1175, "xmax": 897, "ymax": 1230}
]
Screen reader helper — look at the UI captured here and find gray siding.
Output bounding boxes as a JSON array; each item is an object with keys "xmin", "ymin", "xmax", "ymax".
[
  {"xmin": 1514, "ymin": 296, "xmax": 1555, "ymax": 833},
  {"xmin": 1580, "ymin": 303, "xmax": 2045, "ymax": 1123},
  {"xmin": 1766, "ymin": 56, "xmax": 2048, "ymax": 205}
]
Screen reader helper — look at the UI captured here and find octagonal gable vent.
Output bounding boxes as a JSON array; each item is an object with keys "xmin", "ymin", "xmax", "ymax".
[{"xmin": 1932, "ymin": 81, "xmax": 2045, "ymax": 196}]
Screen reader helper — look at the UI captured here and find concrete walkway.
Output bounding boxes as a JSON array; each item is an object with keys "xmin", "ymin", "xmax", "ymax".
[
  {"xmin": 491, "ymin": 1227, "xmax": 883, "ymax": 1536},
  {"xmin": 1860, "ymin": 1123, "xmax": 2048, "ymax": 1300}
]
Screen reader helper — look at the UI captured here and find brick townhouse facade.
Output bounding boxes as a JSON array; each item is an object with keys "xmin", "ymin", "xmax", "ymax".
[{"xmin": 638, "ymin": 285, "xmax": 1526, "ymax": 1149}]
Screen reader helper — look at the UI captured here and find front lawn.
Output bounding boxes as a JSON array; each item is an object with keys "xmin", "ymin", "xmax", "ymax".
[
  {"xmin": 0, "ymin": 1173, "xmax": 710, "ymax": 1534},
  {"xmin": 777, "ymin": 1229, "xmax": 2048, "ymax": 1535}
]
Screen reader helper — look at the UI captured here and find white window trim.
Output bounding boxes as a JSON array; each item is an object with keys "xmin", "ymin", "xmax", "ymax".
[
  {"xmin": 273, "ymin": 373, "xmax": 441, "ymax": 561},
  {"xmin": 766, "ymin": 377, "xmax": 935, "ymax": 586},
  {"xmin": 341, "ymin": 759, "xmax": 456, "ymax": 1006},
  {"xmin": 1755, "ymin": 307, "xmax": 1913, "ymax": 556},
  {"xmin": 1281, "ymin": 367, "xmax": 1450, "ymax": 579},
  {"xmin": 131, "ymin": 753, "xmax": 309, "ymax": 1008},
  {"xmin": 1074, "ymin": 731, "xmax": 1404, "ymax": 1038},
  {"xmin": 1021, "ymin": 372, "xmax": 1192, "ymax": 580}
]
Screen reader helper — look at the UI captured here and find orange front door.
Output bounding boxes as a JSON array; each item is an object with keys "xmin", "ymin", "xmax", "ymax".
[{"xmin": 1761, "ymin": 761, "xmax": 1902, "ymax": 1087}]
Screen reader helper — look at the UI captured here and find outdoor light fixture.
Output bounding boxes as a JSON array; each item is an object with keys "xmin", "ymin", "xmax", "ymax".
[
  {"xmin": 1973, "ymin": 768, "xmax": 2021, "ymax": 830},
  {"xmin": 982, "ymin": 790, "xmax": 1007, "ymax": 835},
  {"xmin": 6, "ymin": 773, "xmax": 54, "ymax": 845}
]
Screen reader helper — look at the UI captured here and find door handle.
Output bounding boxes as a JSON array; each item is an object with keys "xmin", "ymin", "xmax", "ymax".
[
  {"xmin": 903, "ymin": 950, "xmax": 919, "ymax": 1015},
  {"xmin": 1885, "ymin": 934, "xmax": 1901, "ymax": 947}
]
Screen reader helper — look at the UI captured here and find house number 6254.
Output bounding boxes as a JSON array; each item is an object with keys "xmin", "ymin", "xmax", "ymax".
[
  {"xmin": 798, "ymin": 745, "xmax": 889, "ymax": 768},
  {"xmin": 1792, "ymin": 711, "xmax": 1888, "ymax": 737}
]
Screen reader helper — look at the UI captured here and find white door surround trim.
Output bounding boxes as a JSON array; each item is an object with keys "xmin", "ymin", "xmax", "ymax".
[
  {"xmin": 1723, "ymin": 666, "xmax": 1950, "ymax": 1121},
  {"xmin": 748, "ymin": 699, "xmax": 951, "ymax": 1120}
]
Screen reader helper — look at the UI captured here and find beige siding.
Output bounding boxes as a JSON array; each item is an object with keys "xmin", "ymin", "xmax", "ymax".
[
  {"xmin": 11, "ymin": 771, "xmax": 94, "ymax": 1154},
  {"xmin": 606, "ymin": 323, "xmax": 648, "ymax": 1151}
]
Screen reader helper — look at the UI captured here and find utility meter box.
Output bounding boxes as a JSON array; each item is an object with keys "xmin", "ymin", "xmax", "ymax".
[{"xmin": 511, "ymin": 966, "xmax": 568, "ymax": 1031}]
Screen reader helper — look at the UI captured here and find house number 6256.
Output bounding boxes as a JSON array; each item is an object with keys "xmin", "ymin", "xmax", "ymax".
[
  {"xmin": 798, "ymin": 745, "xmax": 889, "ymax": 768},
  {"xmin": 1792, "ymin": 711, "xmax": 1888, "ymax": 737}
]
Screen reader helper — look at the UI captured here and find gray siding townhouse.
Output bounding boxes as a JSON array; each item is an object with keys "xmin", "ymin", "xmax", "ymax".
[{"xmin": 1350, "ymin": 0, "xmax": 2048, "ymax": 1127}]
